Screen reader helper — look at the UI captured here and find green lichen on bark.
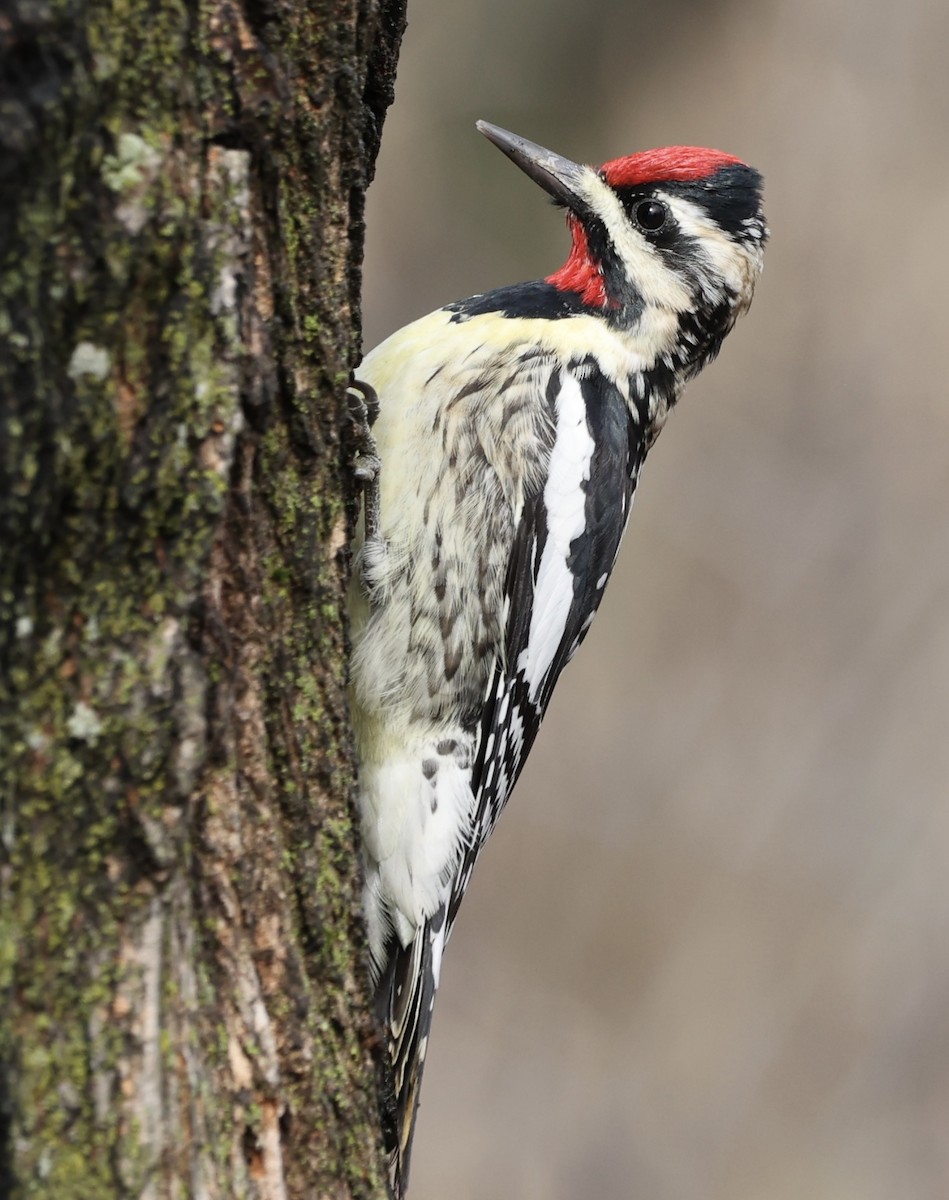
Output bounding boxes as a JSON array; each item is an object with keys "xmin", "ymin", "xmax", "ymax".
[
  {"xmin": 0, "ymin": 0, "xmax": 406, "ymax": 1195},
  {"xmin": 1, "ymin": 2, "xmax": 239, "ymax": 1187}
]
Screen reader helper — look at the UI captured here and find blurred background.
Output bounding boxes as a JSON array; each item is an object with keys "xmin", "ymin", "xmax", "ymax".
[{"xmin": 362, "ymin": 0, "xmax": 949, "ymax": 1196}]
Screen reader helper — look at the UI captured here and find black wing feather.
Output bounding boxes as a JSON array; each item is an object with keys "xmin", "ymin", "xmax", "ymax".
[
  {"xmin": 376, "ymin": 903, "xmax": 446, "ymax": 1197},
  {"xmin": 449, "ymin": 358, "xmax": 645, "ymax": 933}
]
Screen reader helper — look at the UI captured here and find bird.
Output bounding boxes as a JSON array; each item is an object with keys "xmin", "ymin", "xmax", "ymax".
[{"xmin": 347, "ymin": 120, "xmax": 767, "ymax": 1196}]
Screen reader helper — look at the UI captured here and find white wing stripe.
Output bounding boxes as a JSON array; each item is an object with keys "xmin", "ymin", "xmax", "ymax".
[{"xmin": 517, "ymin": 371, "xmax": 594, "ymax": 702}]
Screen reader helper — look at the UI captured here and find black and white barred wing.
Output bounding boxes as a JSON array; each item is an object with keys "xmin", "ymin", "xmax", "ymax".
[{"xmin": 450, "ymin": 358, "xmax": 645, "ymax": 930}]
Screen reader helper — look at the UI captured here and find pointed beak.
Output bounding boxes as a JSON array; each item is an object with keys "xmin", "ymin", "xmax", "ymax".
[{"xmin": 476, "ymin": 121, "xmax": 589, "ymax": 211}]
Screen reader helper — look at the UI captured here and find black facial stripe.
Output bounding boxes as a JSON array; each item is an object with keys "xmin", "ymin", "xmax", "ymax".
[
  {"xmin": 580, "ymin": 211, "xmax": 646, "ymax": 327},
  {"xmin": 657, "ymin": 164, "xmax": 765, "ymax": 239}
]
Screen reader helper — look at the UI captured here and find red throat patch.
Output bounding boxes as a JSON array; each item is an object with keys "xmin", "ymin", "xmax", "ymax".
[
  {"xmin": 546, "ymin": 215, "xmax": 608, "ymax": 308},
  {"xmin": 601, "ymin": 145, "xmax": 743, "ymax": 187}
]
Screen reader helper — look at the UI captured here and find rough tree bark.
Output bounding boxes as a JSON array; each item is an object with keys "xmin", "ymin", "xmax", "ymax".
[{"xmin": 0, "ymin": 1, "xmax": 406, "ymax": 1196}]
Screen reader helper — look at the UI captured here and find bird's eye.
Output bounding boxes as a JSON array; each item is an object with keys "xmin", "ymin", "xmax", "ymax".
[{"xmin": 635, "ymin": 200, "xmax": 667, "ymax": 232}]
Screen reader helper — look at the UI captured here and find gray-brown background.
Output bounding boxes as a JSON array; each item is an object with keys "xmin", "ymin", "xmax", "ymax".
[{"xmin": 362, "ymin": 1, "xmax": 949, "ymax": 1195}]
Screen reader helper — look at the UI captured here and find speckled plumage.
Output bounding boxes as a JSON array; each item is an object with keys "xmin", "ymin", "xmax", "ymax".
[{"xmin": 348, "ymin": 123, "xmax": 766, "ymax": 1196}]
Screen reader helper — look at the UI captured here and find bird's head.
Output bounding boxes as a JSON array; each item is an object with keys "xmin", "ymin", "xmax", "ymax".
[{"xmin": 477, "ymin": 121, "xmax": 767, "ymax": 359}]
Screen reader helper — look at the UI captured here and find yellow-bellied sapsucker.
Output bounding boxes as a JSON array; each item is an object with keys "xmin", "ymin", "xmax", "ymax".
[{"xmin": 349, "ymin": 121, "xmax": 767, "ymax": 1196}]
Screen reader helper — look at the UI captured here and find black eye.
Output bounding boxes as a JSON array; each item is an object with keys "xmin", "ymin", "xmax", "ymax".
[{"xmin": 635, "ymin": 199, "xmax": 667, "ymax": 232}]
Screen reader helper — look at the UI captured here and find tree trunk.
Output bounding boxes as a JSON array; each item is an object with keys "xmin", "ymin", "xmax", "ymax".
[{"xmin": 0, "ymin": 1, "xmax": 405, "ymax": 1196}]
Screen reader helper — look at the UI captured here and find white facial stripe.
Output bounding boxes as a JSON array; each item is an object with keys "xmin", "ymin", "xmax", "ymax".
[
  {"xmin": 576, "ymin": 173, "xmax": 693, "ymax": 312},
  {"xmin": 664, "ymin": 194, "xmax": 754, "ymax": 300}
]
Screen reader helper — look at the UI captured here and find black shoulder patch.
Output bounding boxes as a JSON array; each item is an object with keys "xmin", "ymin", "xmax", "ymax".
[{"xmin": 447, "ymin": 281, "xmax": 593, "ymax": 322}]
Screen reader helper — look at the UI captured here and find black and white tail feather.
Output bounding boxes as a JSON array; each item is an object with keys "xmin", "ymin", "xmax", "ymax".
[{"xmin": 348, "ymin": 121, "xmax": 766, "ymax": 1196}]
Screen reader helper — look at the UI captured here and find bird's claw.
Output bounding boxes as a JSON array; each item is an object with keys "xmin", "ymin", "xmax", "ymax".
[{"xmin": 347, "ymin": 377, "xmax": 383, "ymax": 552}]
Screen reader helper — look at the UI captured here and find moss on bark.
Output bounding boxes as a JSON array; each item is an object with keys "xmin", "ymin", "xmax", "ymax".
[{"xmin": 0, "ymin": 1, "xmax": 406, "ymax": 1195}]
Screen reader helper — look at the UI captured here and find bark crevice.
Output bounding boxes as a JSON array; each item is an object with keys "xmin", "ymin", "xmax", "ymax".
[{"xmin": 0, "ymin": 1, "xmax": 407, "ymax": 1195}]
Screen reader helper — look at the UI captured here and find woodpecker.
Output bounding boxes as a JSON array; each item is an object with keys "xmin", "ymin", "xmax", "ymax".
[{"xmin": 349, "ymin": 121, "xmax": 767, "ymax": 1196}]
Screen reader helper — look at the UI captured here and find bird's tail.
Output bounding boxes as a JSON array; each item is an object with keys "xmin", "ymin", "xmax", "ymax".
[{"xmin": 375, "ymin": 904, "xmax": 448, "ymax": 1199}]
